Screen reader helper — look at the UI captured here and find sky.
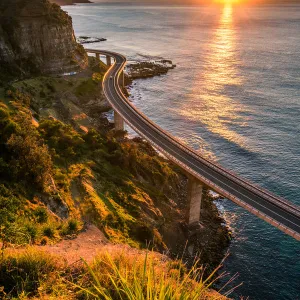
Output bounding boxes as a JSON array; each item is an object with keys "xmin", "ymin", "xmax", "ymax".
[
  {"xmin": 91, "ymin": 0, "xmax": 300, "ymax": 5},
  {"xmin": 92, "ymin": 0, "xmax": 300, "ymax": 3}
]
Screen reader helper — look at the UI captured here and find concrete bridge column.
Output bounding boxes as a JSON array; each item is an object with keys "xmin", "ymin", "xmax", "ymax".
[
  {"xmin": 119, "ymin": 71, "xmax": 125, "ymax": 88},
  {"xmin": 186, "ymin": 177, "xmax": 204, "ymax": 256},
  {"xmin": 96, "ymin": 53, "xmax": 100, "ymax": 61},
  {"xmin": 188, "ymin": 177, "xmax": 204, "ymax": 226},
  {"xmin": 114, "ymin": 110, "xmax": 124, "ymax": 131},
  {"xmin": 106, "ymin": 55, "xmax": 112, "ymax": 66}
]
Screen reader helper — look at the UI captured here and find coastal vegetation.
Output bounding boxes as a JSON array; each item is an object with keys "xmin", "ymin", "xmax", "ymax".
[
  {"xmin": 0, "ymin": 78, "xmax": 180, "ymax": 249},
  {"xmin": 0, "ymin": 57, "xmax": 229, "ymax": 298},
  {"xmin": 0, "ymin": 247, "xmax": 228, "ymax": 299}
]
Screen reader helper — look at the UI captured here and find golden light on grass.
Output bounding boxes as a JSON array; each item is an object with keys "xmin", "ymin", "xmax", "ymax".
[{"xmin": 0, "ymin": 247, "xmax": 239, "ymax": 298}]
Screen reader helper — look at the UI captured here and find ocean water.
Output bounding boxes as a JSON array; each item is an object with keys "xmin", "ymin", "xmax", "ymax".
[{"xmin": 64, "ymin": 3, "xmax": 300, "ymax": 299}]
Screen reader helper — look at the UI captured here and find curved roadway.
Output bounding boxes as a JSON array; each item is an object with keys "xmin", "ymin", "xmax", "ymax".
[{"xmin": 87, "ymin": 49, "xmax": 300, "ymax": 241}]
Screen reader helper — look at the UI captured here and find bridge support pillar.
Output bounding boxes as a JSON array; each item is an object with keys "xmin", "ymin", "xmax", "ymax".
[
  {"xmin": 96, "ymin": 53, "xmax": 100, "ymax": 61},
  {"xmin": 106, "ymin": 55, "xmax": 112, "ymax": 66},
  {"xmin": 119, "ymin": 71, "xmax": 125, "ymax": 88},
  {"xmin": 114, "ymin": 110, "xmax": 124, "ymax": 131},
  {"xmin": 188, "ymin": 177, "xmax": 204, "ymax": 227}
]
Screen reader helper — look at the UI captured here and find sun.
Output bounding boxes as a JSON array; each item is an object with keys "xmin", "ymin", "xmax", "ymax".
[{"xmin": 213, "ymin": 0, "xmax": 241, "ymax": 4}]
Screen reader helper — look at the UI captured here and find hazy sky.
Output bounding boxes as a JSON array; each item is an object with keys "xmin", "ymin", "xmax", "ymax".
[{"xmin": 92, "ymin": 0, "xmax": 299, "ymax": 4}]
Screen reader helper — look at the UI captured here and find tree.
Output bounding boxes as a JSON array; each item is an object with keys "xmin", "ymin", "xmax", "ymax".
[{"xmin": 7, "ymin": 134, "xmax": 53, "ymax": 191}]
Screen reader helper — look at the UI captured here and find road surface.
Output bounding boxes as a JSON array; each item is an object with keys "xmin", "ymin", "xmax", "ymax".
[{"xmin": 87, "ymin": 49, "xmax": 300, "ymax": 241}]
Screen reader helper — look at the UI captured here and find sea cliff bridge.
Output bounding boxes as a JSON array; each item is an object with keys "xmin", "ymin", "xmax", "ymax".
[{"xmin": 86, "ymin": 49, "xmax": 300, "ymax": 241}]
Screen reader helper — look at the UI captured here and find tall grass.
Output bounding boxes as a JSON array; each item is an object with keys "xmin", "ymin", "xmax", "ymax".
[
  {"xmin": 0, "ymin": 248, "xmax": 234, "ymax": 299},
  {"xmin": 0, "ymin": 248, "xmax": 64, "ymax": 298},
  {"xmin": 76, "ymin": 249, "xmax": 229, "ymax": 300}
]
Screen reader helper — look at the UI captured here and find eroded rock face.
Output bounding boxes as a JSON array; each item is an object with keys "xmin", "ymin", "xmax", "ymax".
[{"xmin": 0, "ymin": 0, "xmax": 88, "ymax": 77}]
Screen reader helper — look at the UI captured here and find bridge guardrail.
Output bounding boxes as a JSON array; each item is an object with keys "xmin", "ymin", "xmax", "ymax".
[
  {"xmin": 90, "ymin": 49, "xmax": 300, "ymax": 216},
  {"xmin": 110, "ymin": 54, "xmax": 300, "ymax": 216},
  {"xmin": 87, "ymin": 49, "xmax": 300, "ymax": 241}
]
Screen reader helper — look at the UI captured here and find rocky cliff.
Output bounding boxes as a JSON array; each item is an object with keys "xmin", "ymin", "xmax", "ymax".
[{"xmin": 0, "ymin": 0, "xmax": 88, "ymax": 78}]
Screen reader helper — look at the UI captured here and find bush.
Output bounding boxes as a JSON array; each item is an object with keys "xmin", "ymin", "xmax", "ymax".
[
  {"xmin": 43, "ymin": 226, "xmax": 55, "ymax": 239},
  {"xmin": 75, "ymin": 78, "xmax": 98, "ymax": 97},
  {"xmin": 34, "ymin": 207, "xmax": 48, "ymax": 224},
  {"xmin": 39, "ymin": 119, "xmax": 85, "ymax": 163},
  {"xmin": 0, "ymin": 249, "xmax": 63, "ymax": 298},
  {"xmin": 0, "ymin": 107, "xmax": 9, "ymax": 119},
  {"xmin": 24, "ymin": 223, "xmax": 38, "ymax": 244},
  {"xmin": 6, "ymin": 89, "xmax": 31, "ymax": 106},
  {"xmin": 92, "ymin": 72, "xmax": 103, "ymax": 82},
  {"xmin": 67, "ymin": 219, "xmax": 80, "ymax": 233},
  {"xmin": 2, "ymin": 120, "xmax": 19, "ymax": 141},
  {"xmin": 7, "ymin": 134, "xmax": 53, "ymax": 190},
  {"xmin": 0, "ymin": 185, "xmax": 22, "ymax": 248},
  {"xmin": 0, "ymin": 106, "xmax": 19, "ymax": 142},
  {"xmin": 40, "ymin": 90, "xmax": 46, "ymax": 98},
  {"xmin": 40, "ymin": 236, "xmax": 49, "ymax": 246}
]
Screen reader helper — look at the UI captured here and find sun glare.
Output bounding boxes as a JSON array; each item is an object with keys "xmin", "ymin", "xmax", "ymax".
[{"xmin": 214, "ymin": 0, "xmax": 241, "ymax": 4}]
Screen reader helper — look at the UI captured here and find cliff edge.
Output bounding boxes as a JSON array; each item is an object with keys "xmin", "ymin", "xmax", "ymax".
[{"xmin": 0, "ymin": 0, "xmax": 88, "ymax": 78}]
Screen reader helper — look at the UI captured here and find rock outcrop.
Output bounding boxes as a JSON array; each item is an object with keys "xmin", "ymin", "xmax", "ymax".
[
  {"xmin": 49, "ymin": 0, "xmax": 92, "ymax": 5},
  {"xmin": 0, "ymin": 0, "xmax": 88, "ymax": 78},
  {"xmin": 126, "ymin": 60, "xmax": 176, "ymax": 81}
]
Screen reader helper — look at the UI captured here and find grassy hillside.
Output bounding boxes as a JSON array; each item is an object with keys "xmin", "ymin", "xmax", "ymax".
[
  {"xmin": 0, "ymin": 57, "xmax": 189, "ymax": 252},
  {"xmin": 0, "ymin": 56, "xmax": 231, "ymax": 299}
]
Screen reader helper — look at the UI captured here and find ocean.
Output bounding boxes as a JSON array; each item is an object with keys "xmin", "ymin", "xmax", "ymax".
[{"xmin": 64, "ymin": 3, "xmax": 300, "ymax": 299}]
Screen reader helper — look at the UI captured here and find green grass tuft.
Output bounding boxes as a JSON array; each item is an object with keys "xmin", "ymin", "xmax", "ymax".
[
  {"xmin": 76, "ymin": 250, "xmax": 228, "ymax": 300},
  {"xmin": 0, "ymin": 248, "xmax": 233, "ymax": 299}
]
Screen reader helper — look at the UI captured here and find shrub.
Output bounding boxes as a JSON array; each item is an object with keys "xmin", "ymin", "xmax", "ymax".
[
  {"xmin": 2, "ymin": 120, "xmax": 19, "ymax": 141},
  {"xmin": 24, "ymin": 223, "xmax": 38, "ymax": 244},
  {"xmin": 46, "ymin": 82, "xmax": 56, "ymax": 93},
  {"xmin": 40, "ymin": 90, "xmax": 46, "ymax": 98},
  {"xmin": 0, "ymin": 185, "xmax": 22, "ymax": 248},
  {"xmin": 0, "ymin": 107, "xmax": 19, "ymax": 142},
  {"xmin": 0, "ymin": 107, "xmax": 9, "ymax": 119},
  {"xmin": 75, "ymin": 78, "xmax": 98, "ymax": 97},
  {"xmin": 40, "ymin": 236, "xmax": 49, "ymax": 246},
  {"xmin": 61, "ymin": 218, "xmax": 82, "ymax": 236},
  {"xmin": 43, "ymin": 226, "xmax": 55, "ymax": 239},
  {"xmin": 0, "ymin": 249, "xmax": 63, "ymax": 297},
  {"xmin": 34, "ymin": 207, "xmax": 48, "ymax": 224},
  {"xmin": 92, "ymin": 72, "xmax": 103, "ymax": 83},
  {"xmin": 7, "ymin": 134, "xmax": 53, "ymax": 190},
  {"xmin": 6, "ymin": 89, "xmax": 31, "ymax": 106},
  {"xmin": 67, "ymin": 219, "xmax": 81, "ymax": 234},
  {"xmin": 39, "ymin": 119, "xmax": 85, "ymax": 163},
  {"xmin": 83, "ymin": 129, "xmax": 104, "ymax": 150}
]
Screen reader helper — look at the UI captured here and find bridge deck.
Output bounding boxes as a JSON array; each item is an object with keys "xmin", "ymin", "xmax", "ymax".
[{"xmin": 87, "ymin": 49, "xmax": 300, "ymax": 241}]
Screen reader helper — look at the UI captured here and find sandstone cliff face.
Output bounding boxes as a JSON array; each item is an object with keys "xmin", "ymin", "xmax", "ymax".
[{"xmin": 0, "ymin": 0, "xmax": 88, "ymax": 77}]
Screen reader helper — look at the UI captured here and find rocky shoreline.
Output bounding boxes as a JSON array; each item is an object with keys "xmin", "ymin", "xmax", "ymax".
[
  {"xmin": 125, "ymin": 59, "xmax": 176, "ymax": 81},
  {"xmin": 77, "ymin": 36, "xmax": 107, "ymax": 44}
]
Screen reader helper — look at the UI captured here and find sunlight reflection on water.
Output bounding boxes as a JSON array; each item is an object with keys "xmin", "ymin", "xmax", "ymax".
[{"xmin": 176, "ymin": 4, "xmax": 253, "ymax": 151}]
